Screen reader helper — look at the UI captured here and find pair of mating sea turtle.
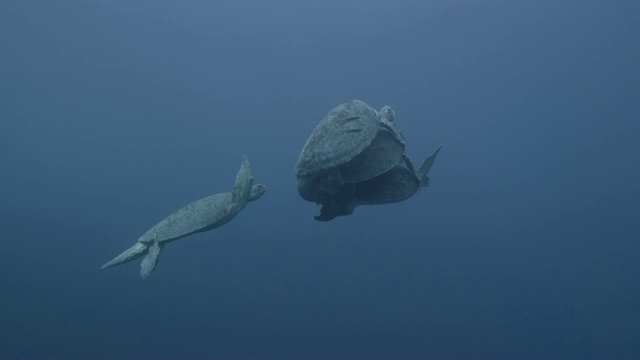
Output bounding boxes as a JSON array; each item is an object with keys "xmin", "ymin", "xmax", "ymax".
[
  {"xmin": 295, "ymin": 99, "xmax": 442, "ymax": 221},
  {"xmin": 102, "ymin": 100, "xmax": 441, "ymax": 277}
]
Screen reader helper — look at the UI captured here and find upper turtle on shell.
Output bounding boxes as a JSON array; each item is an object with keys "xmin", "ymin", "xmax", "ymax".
[{"xmin": 295, "ymin": 99, "xmax": 406, "ymax": 205}]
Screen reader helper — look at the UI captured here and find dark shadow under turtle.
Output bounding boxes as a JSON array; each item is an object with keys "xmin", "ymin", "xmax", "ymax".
[{"xmin": 295, "ymin": 99, "xmax": 442, "ymax": 221}]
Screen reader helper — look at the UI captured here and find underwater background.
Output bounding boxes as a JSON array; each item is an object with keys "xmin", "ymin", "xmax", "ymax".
[{"xmin": 1, "ymin": 1, "xmax": 639, "ymax": 359}]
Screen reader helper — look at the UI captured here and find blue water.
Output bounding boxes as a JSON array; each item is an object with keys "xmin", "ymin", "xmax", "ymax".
[{"xmin": 1, "ymin": 1, "xmax": 639, "ymax": 359}]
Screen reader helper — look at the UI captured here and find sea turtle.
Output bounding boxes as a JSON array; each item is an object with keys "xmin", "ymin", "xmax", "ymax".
[
  {"xmin": 295, "ymin": 99, "xmax": 406, "ymax": 206},
  {"xmin": 295, "ymin": 99, "xmax": 442, "ymax": 221},
  {"xmin": 101, "ymin": 155, "xmax": 267, "ymax": 278},
  {"xmin": 315, "ymin": 145, "xmax": 443, "ymax": 221}
]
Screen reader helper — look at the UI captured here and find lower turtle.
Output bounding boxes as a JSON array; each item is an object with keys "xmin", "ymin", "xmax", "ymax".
[
  {"xmin": 101, "ymin": 155, "xmax": 266, "ymax": 278},
  {"xmin": 315, "ymin": 145, "xmax": 442, "ymax": 221}
]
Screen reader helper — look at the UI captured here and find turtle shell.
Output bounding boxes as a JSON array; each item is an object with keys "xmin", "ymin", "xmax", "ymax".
[
  {"xmin": 354, "ymin": 155, "xmax": 421, "ymax": 205},
  {"xmin": 295, "ymin": 100, "xmax": 379, "ymax": 178},
  {"xmin": 137, "ymin": 193, "xmax": 232, "ymax": 244},
  {"xmin": 338, "ymin": 126, "xmax": 405, "ymax": 183}
]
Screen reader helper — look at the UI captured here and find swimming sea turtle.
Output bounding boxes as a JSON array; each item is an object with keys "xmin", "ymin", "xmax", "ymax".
[
  {"xmin": 101, "ymin": 155, "xmax": 267, "ymax": 278},
  {"xmin": 295, "ymin": 100, "xmax": 442, "ymax": 221}
]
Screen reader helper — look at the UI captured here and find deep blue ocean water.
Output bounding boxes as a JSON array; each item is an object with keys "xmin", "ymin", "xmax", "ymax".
[{"xmin": 1, "ymin": 1, "xmax": 639, "ymax": 359}]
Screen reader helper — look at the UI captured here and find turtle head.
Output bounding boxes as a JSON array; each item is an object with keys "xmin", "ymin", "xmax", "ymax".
[
  {"xmin": 379, "ymin": 105, "xmax": 395, "ymax": 122},
  {"xmin": 314, "ymin": 201, "xmax": 356, "ymax": 221},
  {"xmin": 249, "ymin": 184, "xmax": 267, "ymax": 201},
  {"xmin": 313, "ymin": 184, "xmax": 357, "ymax": 221}
]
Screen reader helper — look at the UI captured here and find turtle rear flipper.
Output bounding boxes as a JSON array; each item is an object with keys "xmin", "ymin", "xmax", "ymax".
[
  {"xmin": 417, "ymin": 145, "xmax": 443, "ymax": 187},
  {"xmin": 140, "ymin": 242, "xmax": 164, "ymax": 279},
  {"xmin": 101, "ymin": 242, "xmax": 149, "ymax": 270}
]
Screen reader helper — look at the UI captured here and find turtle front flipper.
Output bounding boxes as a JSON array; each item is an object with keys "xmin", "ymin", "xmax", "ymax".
[
  {"xmin": 417, "ymin": 145, "xmax": 443, "ymax": 187},
  {"xmin": 228, "ymin": 155, "xmax": 254, "ymax": 214},
  {"xmin": 140, "ymin": 242, "xmax": 164, "ymax": 279},
  {"xmin": 314, "ymin": 184, "xmax": 357, "ymax": 221},
  {"xmin": 101, "ymin": 242, "xmax": 149, "ymax": 270}
]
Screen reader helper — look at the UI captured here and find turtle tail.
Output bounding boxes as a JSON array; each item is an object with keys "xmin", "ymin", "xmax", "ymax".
[{"xmin": 417, "ymin": 145, "xmax": 443, "ymax": 187}]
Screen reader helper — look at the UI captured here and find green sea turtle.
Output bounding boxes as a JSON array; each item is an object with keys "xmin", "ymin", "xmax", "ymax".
[
  {"xmin": 101, "ymin": 155, "xmax": 266, "ymax": 278},
  {"xmin": 295, "ymin": 100, "xmax": 442, "ymax": 221}
]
